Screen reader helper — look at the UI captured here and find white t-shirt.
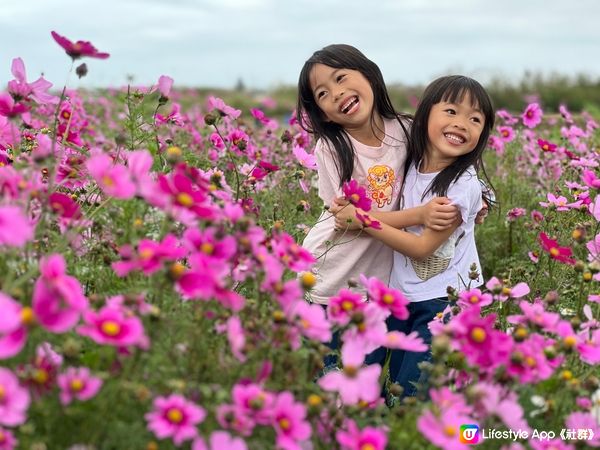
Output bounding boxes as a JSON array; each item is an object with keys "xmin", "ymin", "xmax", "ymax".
[
  {"xmin": 302, "ymin": 118, "xmax": 408, "ymax": 304},
  {"xmin": 389, "ymin": 164, "xmax": 483, "ymax": 302}
]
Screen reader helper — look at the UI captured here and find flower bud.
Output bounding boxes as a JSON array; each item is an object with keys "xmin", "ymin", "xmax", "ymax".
[{"xmin": 204, "ymin": 112, "xmax": 218, "ymax": 125}]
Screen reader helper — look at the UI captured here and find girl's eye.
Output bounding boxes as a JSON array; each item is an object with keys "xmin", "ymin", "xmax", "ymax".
[
  {"xmin": 471, "ymin": 116, "xmax": 482, "ymax": 124},
  {"xmin": 336, "ymin": 74, "xmax": 346, "ymax": 82},
  {"xmin": 316, "ymin": 91, "xmax": 326, "ymax": 100},
  {"xmin": 444, "ymin": 108, "xmax": 456, "ymax": 115}
]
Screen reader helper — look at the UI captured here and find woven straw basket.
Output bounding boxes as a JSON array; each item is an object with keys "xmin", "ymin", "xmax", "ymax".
[{"xmin": 410, "ymin": 254, "xmax": 451, "ymax": 281}]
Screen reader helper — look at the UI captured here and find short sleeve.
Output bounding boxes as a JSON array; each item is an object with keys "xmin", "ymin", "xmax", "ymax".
[{"xmin": 447, "ymin": 170, "xmax": 482, "ymax": 225}]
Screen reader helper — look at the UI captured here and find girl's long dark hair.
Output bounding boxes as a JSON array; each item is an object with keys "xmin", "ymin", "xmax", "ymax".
[
  {"xmin": 406, "ymin": 75, "xmax": 496, "ymax": 205},
  {"xmin": 296, "ymin": 44, "xmax": 411, "ymax": 187}
]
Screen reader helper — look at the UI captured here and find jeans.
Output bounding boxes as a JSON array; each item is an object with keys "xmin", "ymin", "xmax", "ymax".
[{"xmin": 387, "ymin": 297, "xmax": 450, "ymax": 398}]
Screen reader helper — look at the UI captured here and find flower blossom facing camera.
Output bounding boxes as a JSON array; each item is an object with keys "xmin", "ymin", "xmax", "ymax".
[{"xmin": 342, "ymin": 179, "xmax": 372, "ymax": 211}]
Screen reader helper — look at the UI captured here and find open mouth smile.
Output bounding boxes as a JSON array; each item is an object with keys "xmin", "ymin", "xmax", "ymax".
[
  {"xmin": 444, "ymin": 132, "xmax": 466, "ymax": 144},
  {"xmin": 340, "ymin": 96, "xmax": 359, "ymax": 114}
]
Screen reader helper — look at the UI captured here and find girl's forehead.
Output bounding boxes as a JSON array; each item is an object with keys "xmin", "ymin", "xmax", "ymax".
[
  {"xmin": 441, "ymin": 90, "xmax": 480, "ymax": 110},
  {"xmin": 309, "ymin": 64, "xmax": 337, "ymax": 88}
]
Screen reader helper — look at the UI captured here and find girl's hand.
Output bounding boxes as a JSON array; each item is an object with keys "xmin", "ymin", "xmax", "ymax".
[
  {"xmin": 475, "ymin": 199, "xmax": 489, "ymax": 225},
  {"xmin": 423, "ymin": 197, "xmax": 459, "ymax": 230},
  {"xmin": 332, "ymin": 202, "xmax": 362, "ymax": 230}
]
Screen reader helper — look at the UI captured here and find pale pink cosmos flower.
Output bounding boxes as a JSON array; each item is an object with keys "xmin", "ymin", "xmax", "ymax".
[
  {"xmin": 381, "ymin": 330, "xmax": 427, "ymax": 352},
  {"xmin": 271, "ymin": 391, "xmax": 311, "ymax": 450},
  {"xmin": 336, "ymin": 419, "xmax": 387, "ymax": 450},
  {"xmin": 342, "ymin": 303, "xmax": 389, "ymax": 356},
  {"xmin": 417, "ymin": 406, "xmax": 475, "ymax": 450},
  {"xmin": 127, "ymin": 150, "xmax": 155, "ymax": 198},
  {"xmin": 231, "ymin": 382, "xmax": 275, "ymax": 426},
  {"xmin": 318, "ymin": 339, "xmax": 381, "ymax": 405},
  {"xmin": 32, "ymin": 254, "xmax": 88, "ymax": 333},
  {"xmin": 86, "ymin": 152, "xmax": 136, "ymax": 199},
  {"xmin": 77, "ymin": 304, "xmax": 145, "ymax": 347},
  {"xmin": 225, "ymin": 316, "xmax": 246, "ymax": 362},
  {"xmin": 521, "ymin": 103, "xmax": 543, "ymax": 128},
  {"xmin": 539, "ymin": 193, "xmax": 574, "ymax": 211},
  {"xmin": 588, "ymin": 195, "xmax": 600, "ymax": 221},
  {"xmin": 471, "ymin": 382, "xmax": 531, "ymax": 433},
  {"xmin": 0, "ymin": 426, "xmax": 18, "ymax": 450},
  {"xmin": 7, "ymin": 58, "xmax": 57, "ymax": 105},
  {"xmin": 286, "ymin": 300, "xmax": 332, "ymax": 343},
  {"xmin": 497, "ymin": 126, "xmax": 516, "ymax": 142},
  {"xmin": 112, "ymin": 234, "xmax": 186, "ymax": 277},
  {"xmin": 145, "ymin": 394, "xmax": 206, "ymax": 446},
  {"xmin": 506, "ymin": 334, "xmax": 562, "ymax": 383},
  {"xmin": 157, "ymin": 75, "xmax": 174, "ymax": 98},
  {"xmin": 57, "ymin": 367, "xmax": 102, "ymax": 405},
  {"xmin": 207, "ymin": 96, "xmax": 241, "ymax": 119},
  {"xmin": 506, "ymin": 207, "xmax": 526, "ymax": 222},
  {"xmin": 565, "ymin": 412, "xmax": 600, "ymax": 447},
  {"xmin": 507, "ymin": 300, "xmax": 560, "ymax": 332},
  {"xmin": 215, "ymin": 404, "xmax": 255, "ymax": 437},
  {"xmin": 360, "ymin": 275, "xmax": 409, "ymax": 319},
  {"xmin": 0, "ymin": 205, "xmax": 34, "ymax": 247},
  {"xmin": 0, "ymin": 293, "xmax": 28, "ymax": 359},
  {"xmin": 529, "ymin": 439, "xmax": 574, "ymax": 450},
  {"xmin": 0, "ymin": 367, "xmax": 30, "ymax": 426},
  {"xmin": 457, "ymin": 288, "xmax": 493, "ymax": 309},
  {"xmin": 192, "ymin": 431, "xmax": 248, "ymax": 450},
  {"xmin": 292, "ymin": 145, "xmax": 317, "ymax": 170}
]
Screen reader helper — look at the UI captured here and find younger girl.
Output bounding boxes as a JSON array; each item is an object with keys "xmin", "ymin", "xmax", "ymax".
[
  {"xmin": 333, "ymin": 75, "xmax": 495, "ymax": 397},
  {"xmin": 297, "ymin": 44, "xmax": 457, "ymax": 307}
]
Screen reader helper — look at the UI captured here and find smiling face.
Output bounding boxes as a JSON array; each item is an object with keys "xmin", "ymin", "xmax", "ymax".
[
  {"xmin": 309, "ymin": 63, "xmax": 376, "ymax": 135},
  {"xmin": 424, "ymin": 93, "xmax": 485, "ymax": 172}
]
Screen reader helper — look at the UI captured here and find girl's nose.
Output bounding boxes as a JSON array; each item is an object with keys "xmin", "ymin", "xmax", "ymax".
[
  {"xmin": 334, "ymin": 89, "xmax": 345, "ymax": 101},
  {"xmin": 452, "ymin": 120, "xmax": 467, "ymax": 130}
]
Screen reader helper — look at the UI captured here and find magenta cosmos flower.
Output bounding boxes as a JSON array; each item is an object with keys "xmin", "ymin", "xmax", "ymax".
[
  {"xmin": 0, "ymin": 293, "xmax": 29, "ymax": 359},
  {"xmin": 77, "ymin": 304, "xmax": 145, "ymax": 347},
  {"xmin": 145, "ymin": 394, "xmax": 206, "ymax": 446},
  {"xmin": 539, "ymin": 232, "xmax": 576, "ymax": 265},
  {"xmin": 51, "ymin": 31, "xmax": 109, "ymax": 60},
  {"xmin": 86, "ymin": 152, "xmax": 136, "ymax": 200},
  {"xmin": 0, "ymin": 368, "xmax": 31, "ymax": 426},
  {"xmin": 360, "ymin": 275, "xmax": 409, "ymax": 319},
  {"xmin": 57, "ymin": 367, "xmax": 102, "ymax": 405},
  {"xmin": 8, "ymin": 57, "xmax": 56, "ymax": 105},
  {"xmin": 342, "ymin": 179, "xmax": 372, "ymax": 211},
  {"xmin": 0, "ymin": 426, "xmax": 18, "ymax": 450},
  {"xmin": 32, "ymin": 254, "xmax": 88, "ymax": 333},
  {"xmin": 521, "ymin": 103, "xmax": 543, "ymax": 128}
]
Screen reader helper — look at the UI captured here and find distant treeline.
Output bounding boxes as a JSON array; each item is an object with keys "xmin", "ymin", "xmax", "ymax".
[{"xmin": 186, "ymin": 73, "xmax": 600, "ymax": 118}]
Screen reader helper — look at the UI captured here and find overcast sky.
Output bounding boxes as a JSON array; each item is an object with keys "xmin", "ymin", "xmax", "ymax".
[{"xmin": 1, "ymin": 0, "xmax": 599, "ymax": 91}]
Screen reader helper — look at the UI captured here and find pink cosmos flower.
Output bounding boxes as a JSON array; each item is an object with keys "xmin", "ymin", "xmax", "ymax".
[
  {"xmin": 457, "ymin": 288, "xmax": 493, "ymax": 309},
  {"xmin": 488, "ymin": 135, "xmax": 505, "ymax": 155},
  {"xmin": 192, "ymin": 431, "xmax": 248, "ymax": 450},
  {"xmin": 318, "ymin": 339, "xmax": 381, "ymax": 405},
  {"xmin": 271, "ymin": 391, "xmax": 311, "ymax": 450},
  {"xmin": 539, "ymin": 193, "xmax": 573, "ymax": 211},
  {"xmin": 327, "ymin": 289, "xmax": 366, "ymax": 326},
  {"xmin": 342, "ymin": 179, "xmax": 372, "ymax": 211},
  {"xmin": 48, "ymin": 192, "xmax": 81, "ymax": 221},
  {"xmin": 355, "ymin": 212, "xmax": 382, "ymax": 230},
  {"xmin": 529, "ymin": 440, "xmax": 574, "ymax": 450},
  {"xmin": 112, "ymin": 234, "xmax": 186, "ymax": 277},
  {"xmin": 157, "ymin": 75, "xmax": 174, "ymax": 98},
  {"xmin": 381, "ymin": 330, "xmax": 427, "ymax": 352},
  {"xmin": 471, "ymin": 382, "xmax": 531, "ymax": 433},
  {"xmin": 360, "ymin": 275, "xmax": 409, "ymax": 319},
  {"xmin": 0, "ymin": 426, "xmax": 17, "ymax": 450},
  {"xmin": 0, "ymin": 368, "xmax": 30, "ymax": 426},
  {"xmin": 51, "ymin": 31, "xmax": 110, "ymax": 60},
  {"xmin": 0, "ymin": 205, "xmax": 34, "ymax": 247},
  {"xmin": 145, "ymin": 394, "xmax": 206, "ymax": 446},
  {"xmin": 336, "ymin": 419, "xmax": 387, "ymax": 450},
  {"xmin": 506, "ymin": 207, "xmax": 526, "ymax": 222},
  {"xmin": 497, "ymin": 126, "xmax": 515, "ymax": 142},
  {"xmin": 417, "ymin": 406, "xmax": 475, "ymax": 450},
  {"xmin": 449, "ymin": 306, "xmax": 512, "ymax": 372},
  {"xmin": 127, "ymin": 150, "xmax": 155, "ymax": 198},
  {"xmin": 32, "ymin": 254, "xmax": 88, "ymax": 333},
  {"xmin": 588, "ymin": 195, "xmax": 600, "ymax": 221},
  {"xmin": 7, "ymin": 58, "xmax": 57, "ymax": 105},
  {"xmin": 225, "ymin": 316, "xmax": 246, "ymax": 362},
  {"xmin": 342, "ymin": 303, "xmax": 389, "ymax": 356},
  {"xmin": 77, "ymin": 304, "xmax": 145, "ymax": 348},
  {"xmin": 215, "ymin": 404, "xmax": 255, "ymax": 437},
  {"xmin": 22, "ymin": 342, "xmax": 63, "ymax": 397},
  {"xmin": 539, "ymin": 232, "xmax": 576, "ymax": 265},
  {"xmin": 207, "ymin": 96, "xmax": 241, "ymax": 119},
  {"xmin": 565, "ymin": 412, "xmax": 600, "ymax": 447},
  {"xmin": 0, "ymin": 293, "xmax": 28, "ymax": 359},
  {"xmin": 521, "ymin": 103, "xmax": 543, "ymax": 128},
  {"xmin": 0, "ymin": 93, "xmax": 29, "ymax": 119},
  {"xmin": 86, "ymin": 152, "xmax": 136, "ymax": 199},
  {"xmin": 583, "ymin": 170, "xmax": 600, "ymax": 189},
  {"xmin": 286, "ymin": 301, "xmax": 332, "ymax": 343},
  {"xmin": 183, "ymin": 227, "xmax": 236, "ymax": 264},
  {"xmin": 231, "ymin": 382, "xmax": 275, "ymax": 426},
  {"xmin": 270, "ymin": 232, "xmax": 316, "ymax": 272},
  {"xmin": 57, "ymin": 367, "xmax": 102, "ymax": 405},
  {"xmin": 507, "ymin": 300, "xmax": 560, "ymax": 332},
  {"xmin": 506, "ymin": 334, "xmax": 562, "ymax": 383},
  {"xmin": 292, "ymin": 145, "xmax": 317, "ymax": 170}
]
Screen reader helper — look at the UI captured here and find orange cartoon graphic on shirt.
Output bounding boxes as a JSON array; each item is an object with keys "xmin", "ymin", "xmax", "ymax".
[{"xmin": 367, "ymin": 165, "xmax": 395, "ymax": 208}]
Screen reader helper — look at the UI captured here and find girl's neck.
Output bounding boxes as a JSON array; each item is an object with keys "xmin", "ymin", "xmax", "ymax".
[
  {"xmin": 344, "ymin": 114, "xmax": 385, "ymax": 147},
  {"xmin": 419, "ymin": 153, "xmax": 456, "ymax": 173}
]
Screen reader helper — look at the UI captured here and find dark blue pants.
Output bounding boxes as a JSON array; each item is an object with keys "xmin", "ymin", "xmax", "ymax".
[{"xmin": 387, "ymin": 298, "xmax": 450, "ymax": 397}]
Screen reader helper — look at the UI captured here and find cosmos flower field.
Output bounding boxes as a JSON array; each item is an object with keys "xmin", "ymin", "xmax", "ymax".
[{"xmin": 0, "ymin": 32, "xmax": 599, "ymax": 450}]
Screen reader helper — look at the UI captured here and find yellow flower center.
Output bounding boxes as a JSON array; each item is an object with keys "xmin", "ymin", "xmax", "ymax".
[
  {"xmin": 0, "ymin": 384, "xmax": 5, "ymax": 400},
  {"xmin": 350, "ymin": 193, "xmax": 360, "ymax": 204},
  {"xmin": 70, "ymin": 378, "xmax": 84, "ymax": 392},
  {"xmin": 343, "ymin": 365, "xmax": 358, "ymax": 377},
  {"xmin": 341, "ymin": 300, "xmax": 354, "ymax": 311},
  {"xmin": 444, "ymin": 425, "xmax": 457, "ymax": 437},
  {"xmin": 167, "ymin": 408, "xmax": 184, "ymax": 424},
  {"xmin": 382, "ymin": 293, "xmax": 394, "ymax": 304},
  {"xmin": 166, "ymin": 146, "xmax": 182, "ymax": 157},
  {"xmin": 21, "ymin": 306, "xmax": 35, "ymax": 325},
  {"xmin": 169, "ymin": 262, "xmax": 186, "ymax": 279},
  {"xmin": 561, "ymin": 370, "xmax": 573, "ymax": 380},
  {"xmin": 102, "ymin": 175, "xmax": 114, "ymax": 187},
  {"xmin": 470, "ymin": 327, "xmax": 486, "ymax": 343},
  {"xmin": 307, "ymin": 394, "xmax": 322, "ymax": 407},
  {"xmin": 563, "ymin": 336, "xmax": 577, "ymax": 347},
  {"xmin": 279, "ymin": 417, "xmax": 291, "ymax": 431},
  {"xmin": 139, "ymin": 248, "xmax": 154, "ymax": 260},
  {"xmin": 200, "ymin": 242, "xmax": 214, "ymax": 255},
  {"xmin": 176, "ymin": 192, "xmax": 194, "ymax": 207},
  {"xmin": 300, "ymin": 272, "xmax": 316, "ymax": 289},
  {"xmin": 361, "ymin": 444, "xmax": 376, "ymax": 450},
  {"xmin": 101, "ymin": 320, "xmax": 121, "ymax": 337},
  {"xmin": 501, "ymin": 287, "xmax": 511, "ymax": 296},
  {"xmin": 0, "ymin": 430, "xmax": 5, "ymax": 443},
  {"xmin": 542, "ymin": 144, "xmax": 549, "ymax": 151},
  {"xmin": 300, "ymin": 319, "xmax": 311, "ymax": 329},
  {"xmin": 470, "ymin": 295, "xmax": 479, "ymax": 303},
  {"xmin": 549, "ymin": 247, "xmax": 560, "ymax": 257},
  {"xmin": 33, "ymin": 368, "xmax": 49, "ymax": 384},
  {"xmin": 525, "ymin": 356, "xmax": 537, "ymax": 367}
]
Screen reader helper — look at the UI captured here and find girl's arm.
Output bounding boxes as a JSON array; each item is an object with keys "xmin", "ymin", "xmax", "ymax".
[
  {"xmin": 333, "ymin": 203, "xmax": 462, "ymax": 260},
  {"xmin": 332, "ymin": 197, "xmax": 459, "ymax": 230}
]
